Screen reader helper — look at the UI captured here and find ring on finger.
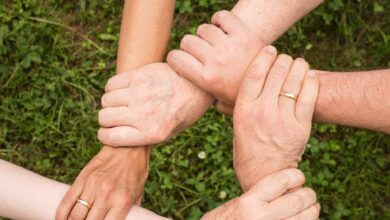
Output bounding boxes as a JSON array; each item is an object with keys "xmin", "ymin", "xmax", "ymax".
[
  {"xmin": 76, "ymin": 198, "xmax": 92, "ymax": 210},
  {"xmin": 279, "ymin": 91, "xmax": 297, "ymax": 101}
]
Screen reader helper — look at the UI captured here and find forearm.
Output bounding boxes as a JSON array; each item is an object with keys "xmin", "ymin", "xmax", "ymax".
[
  {"xmin": 232, "ymin": 0, "xmax": 323, "ymax": 43},
  {"xmin": 315, "ymin": 69, "xmax": 390, "ymax": 134},
  {"xmin": 116, "ymin": 0, "xmax": 175, "ymax": 72},
  {"xmin": 110, "ymin": 0, "xmax": 175, "ymax": 187},
  {"xmin": 0, "ymin": 160, "xmax": 166, "ymax": 220}
]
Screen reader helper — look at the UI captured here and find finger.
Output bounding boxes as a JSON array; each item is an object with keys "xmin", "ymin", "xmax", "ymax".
[
  {"xmin": 249, "ymin": 168, "xmax": 305, "ymax": 202},
  {"xmin": 236, "ymin": 45, "xmax": 277, "ymax": 103},
  {"xmin": 69, "ymin": 191, "xmax": 94, "ymax": 220},
  {"xmin": 285, "ymin": 203, "xmax": 321, "ymax": 220},
  {"xmin": 196, "ymin": 24, "xmax": 227, "ymax": 45},
  {"xmin": 211, "ymin": 10, "xmax": 247, "ymax": 35},
  {"xmin": 101, "ymin": 88, "xmax": 131, "ymax": 108},
  {"xmin": 85, "ymin": 198, "xmax": 110, "ymax": 220},
  {"xmin": 295, "ymin": 70, "xmax": 319, "ymax": 123},
  {"xmin": 56, "ymin": 178, "xmax": 86, "ymax": 220},
  {"xmin": 180, "ymin": 34, "xmax": 212, "ymax": 63},
  {"xmin": 266, "ymin": 187, "xmax": 317, "ymax": 219},
  {"xmin": 99, "ymin": 106, "xmax": 139, "ymax": 128},
  {"xmin": 215, "ymin": 102, "xmax": 234, "ymax": 115},
  {"xmin": 105, "ymin": 208, "xmax": 128, "ymax": 220},
  {"xmin": 167, "ymin": 49, "xmax": 205, "ymax": 89},
  {"xmin": 260, "ymin": 54, "xmax": 293, "ymax": 104},
  {"xmin": 279, "ymin": 58, "xmax": 309, "ymax": 114},
  {"xmin": 105, "ymin": 71, "xmax": 134, "ymax": 93},
  {"xmin": 98, "ymin": 126, "xmax": 145, "ymax": 147}
]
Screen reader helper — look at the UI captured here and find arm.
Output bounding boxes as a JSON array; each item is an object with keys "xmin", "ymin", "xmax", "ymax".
[
  {"xmin": 116, "ymin": 0, "xmax": 175, "ymax": 72},
  {"xmin": 0, "ymin": 159, "xmax": 167, "ymax": 220},
  {"xmin": 232, "ymin": 0, "xmax": 324, "ymax": 42},
  {"xmin": 57, "ymin": 1, "xmax": 176, "ymax": 219},
  {"xmin": 315, "ymin": 69, "xmax": 390, "ymax": 134}
]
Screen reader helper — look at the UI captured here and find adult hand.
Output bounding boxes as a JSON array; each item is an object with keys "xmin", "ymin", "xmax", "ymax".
[
  {"xmin": 233, "ymin": 47, "xmax": 319, "ymax": 191},
  {"xmin": 202, "ymin": 169, "xmax": 320, "ymax": 220},
  {"xmin": 167, "ymin": 10, "xmax": 264, "ymax": 112},
  {"xmin": 98, "ymin": 63, "xmax": 213, "ymax": 147},
  {"xmin": 56, "ymin": 146, "xmax": 150, "ymax": 220}
]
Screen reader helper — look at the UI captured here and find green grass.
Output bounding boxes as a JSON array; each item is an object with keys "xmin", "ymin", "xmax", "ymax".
[{"xmin": 0, "ymin": 0, "xmax": 389, "ymax": 219}]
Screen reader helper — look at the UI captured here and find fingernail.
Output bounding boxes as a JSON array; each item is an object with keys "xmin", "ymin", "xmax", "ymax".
[
  {"xmin": 308, "ymin": 70, "xmax": 316, "ymax": 77},
  {"xmin": 265, "ymin": 45, "xmax": 277, "ymax": 55}
]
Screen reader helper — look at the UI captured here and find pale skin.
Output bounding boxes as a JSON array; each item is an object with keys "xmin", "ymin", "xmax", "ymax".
[{"xmin": 0, "ymin": 159, "xmax": 318, "ymax": 220}]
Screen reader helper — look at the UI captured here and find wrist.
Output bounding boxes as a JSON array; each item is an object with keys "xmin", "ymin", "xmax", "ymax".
[{"xmin": 234, "ymin": 149, "xmax": 299, "ymax": 191}]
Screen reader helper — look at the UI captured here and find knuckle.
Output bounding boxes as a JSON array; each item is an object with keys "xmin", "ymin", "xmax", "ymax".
[
  {"xmin": 211, "ymin": 55, "xmax": 228, "ymax": 67},
  {"xmin": 101, "ymin": 180, "xmax": 115, "ymax": 195},
  {"xmin": 201, "ymin": 71, "xmax": 219, "ymax": 85},
  {"xmin": 245, "ymin": 71, "xmax": 263, "ymax": 81}
]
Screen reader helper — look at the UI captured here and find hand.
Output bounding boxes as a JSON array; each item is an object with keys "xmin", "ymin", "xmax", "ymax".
[
  {"xmin": 233, "ymin": 48, "xmax": 319, "ymax": 191},
  {"xmin": 202, "ymin": 169, "xmax": 320, "ymax": 220},
  {"xmin": 98, "ymin": 63, "xmax": 213, "ymax": 147},
  {"xmin": 167, "ymin": 10, "xmax": 264, "ymax": 111},
  {"xmin": 56, "ymin": 146, "xmax": 150, "ymax": 220}
]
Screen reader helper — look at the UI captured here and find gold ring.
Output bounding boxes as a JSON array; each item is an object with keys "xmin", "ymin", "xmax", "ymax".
[
  {"xmin": 76, "ymin": 198, "xmax": 92, "ymax": 209},
  {"xmin": 280, "ymin": 91, "xmax": 297, "ymax": 101}
]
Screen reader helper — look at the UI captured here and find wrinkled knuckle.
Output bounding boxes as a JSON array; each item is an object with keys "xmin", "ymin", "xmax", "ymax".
[{"xmin": 245, "ymin": 71, "xmax": 263, "ymax": 82}]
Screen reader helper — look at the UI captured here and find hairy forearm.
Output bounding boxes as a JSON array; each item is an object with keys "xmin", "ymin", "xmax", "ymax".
[
  {"xmin": 315, "ymin": 69, "xmax": 390, "ymax": 134},
  {"xmin": 232, "ymin": 0, "xmax": 323, "ymax": 44},
  {"xmin": 0, "ymin": 160, "xmax": 166, "ymax": 220}
]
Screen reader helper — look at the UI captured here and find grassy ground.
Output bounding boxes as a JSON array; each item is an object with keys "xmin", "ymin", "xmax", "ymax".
[{"xmin": 0, "ymin": 0, "xmax": 389, "ymax": 219}]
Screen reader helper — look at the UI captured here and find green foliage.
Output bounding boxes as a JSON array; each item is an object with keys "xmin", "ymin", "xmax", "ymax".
[{"xmin": 0, "ymin": 0, "xmax": 389, "ymax": 219}]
